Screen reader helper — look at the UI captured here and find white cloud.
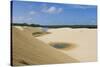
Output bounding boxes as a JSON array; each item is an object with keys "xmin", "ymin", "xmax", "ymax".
[
  {"xmin": 47, "ymin": 7, "xmax": 56, "ymax": 13},
  {"xmin": 69, "ymin": 4, "xmax": 95, "ymax": 9},
  {"xmin": 57, "ymin": 8, "xmax": 63, "ymax": 13},
  {"xmin": 42, "ymin": 6, "xmax": 63, "ymax": 14},
  {"xmin": 29, "ymin": 11, "xmax": 37, "ymax": 15},
  {"xmin": 13, "ymin": 16, "xmax": 33, "ymax": 22},
  {"xmin": 13, "ymin": 16, "xmax": 25, "ymax": 20}
]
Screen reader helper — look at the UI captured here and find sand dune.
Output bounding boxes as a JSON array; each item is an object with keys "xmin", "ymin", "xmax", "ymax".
[
  {"xmin": 37, "ymin": 28, "xmax": 97, "ymax": 62},
  {"xmin": 12, "ymin": 27, "xmax": 78, "ymax": 66}
]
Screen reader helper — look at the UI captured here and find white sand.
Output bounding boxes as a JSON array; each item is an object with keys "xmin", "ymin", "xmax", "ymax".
[
  {"xmin": 14, "ymin": 26, "xmax": 24, "ymax": 31},
  {"xmin": 12, "ymin": 27, "xmax": 78, "ymax": 66},
  {"xmin": 36, "ymin": 28, "xmax": 97, "ymax": 62}
]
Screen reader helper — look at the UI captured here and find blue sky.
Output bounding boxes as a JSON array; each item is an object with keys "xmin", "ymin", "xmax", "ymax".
[{"xmin": 12, "ymin": 1, "xmax": 97, "ymax": 25}]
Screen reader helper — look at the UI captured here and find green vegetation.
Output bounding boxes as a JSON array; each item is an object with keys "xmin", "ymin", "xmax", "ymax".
[
  {"xmin": 12, "ymin": 23, "xmax": 41, "ymax": 27},
  {"xmin": 32, "ymin": 32, "xmax": 44, "ymax": 37},
  {"xmin": 32, "ymin": 31, "xmax": 50, "ymax": 37},
  {"xmin": 12, "ymin": 23, "xmax": 97, "ymax": 29}
]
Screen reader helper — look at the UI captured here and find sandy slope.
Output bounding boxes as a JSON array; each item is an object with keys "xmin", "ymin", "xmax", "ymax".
[
  {"xmin": 37, "ymin": 28, "xmax": 97, "ymax": 62},
  {"xmin": 12, "ymin": 27, "xmax": 78, "ymax": 66}
]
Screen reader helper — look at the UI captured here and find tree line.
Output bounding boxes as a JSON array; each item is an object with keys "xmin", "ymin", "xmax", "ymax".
[{"xmin": 12, "ymin": 23, "xmax": 97, "ymax": 29}]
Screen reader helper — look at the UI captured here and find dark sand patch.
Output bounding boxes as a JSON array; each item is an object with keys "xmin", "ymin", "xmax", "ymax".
[
  {"xmin": 50, "ymin": 42, "xmax": 76, "ymax": 51},
  {"xmin": 32, "ymin": 32, "xmax": 50, "ymax": 37}
]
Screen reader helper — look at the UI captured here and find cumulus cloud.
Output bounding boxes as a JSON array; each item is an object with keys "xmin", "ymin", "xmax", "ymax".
[
  {"xmin": 47, "ymin": 7, "xmax": 56, "ymax": 13},
  {"xmin": 42, "ymin": 6, "xmax": 63, "ymax": 14}
]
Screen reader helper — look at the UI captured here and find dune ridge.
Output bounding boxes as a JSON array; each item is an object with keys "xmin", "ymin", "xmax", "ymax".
[{"xmin": 12, "ymin": 27, "xmax": 78, "ymax": 66}]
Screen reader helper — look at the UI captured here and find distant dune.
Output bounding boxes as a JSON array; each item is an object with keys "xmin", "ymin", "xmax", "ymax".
[{"xmin": 12, "ymin": 26, "xmax": 78, "ymax": 66}]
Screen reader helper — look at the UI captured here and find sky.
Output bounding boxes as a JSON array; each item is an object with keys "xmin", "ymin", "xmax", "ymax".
[{"xmin": 12, "ymin": 1, "xmax": 97, "ymax": 25}]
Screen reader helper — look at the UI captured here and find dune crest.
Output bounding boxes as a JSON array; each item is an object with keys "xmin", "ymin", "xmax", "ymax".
[{"xmin": 12, "ymin": 27, "xmax": 79, "ymax": 66}]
